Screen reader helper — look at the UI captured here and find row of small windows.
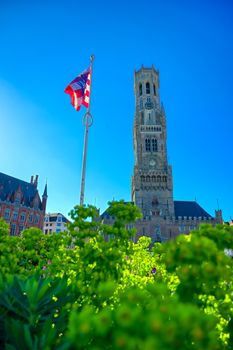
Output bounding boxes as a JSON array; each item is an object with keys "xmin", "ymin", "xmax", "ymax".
[
  {"xmin": 145, "ymin": 138, "xmax": 157, "ymax": 152},
  {"xmin": 140, "ymin": 175, "xmax": 167, "ymax": 182},
  {"xmin": 141, "ymin": 126, "xmax": 161, "ymax": 132},
  {"xmin": 3, "ymin": 209, "xmax": 39, "ymax": 223},
  {"xmin": 139, "ymin": 82, "xmax": 156, "ymax": 96}
]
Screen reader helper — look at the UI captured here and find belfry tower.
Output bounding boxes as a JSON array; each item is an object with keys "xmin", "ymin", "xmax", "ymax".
[{"xmin": 131, "ymin": 66, "xmax": 175, "ymax": 241}]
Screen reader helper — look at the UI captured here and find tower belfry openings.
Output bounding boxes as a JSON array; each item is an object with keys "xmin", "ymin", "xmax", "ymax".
[{"xmin": 131, "ymin": 66, "xmax": 175, "ymax": 229}]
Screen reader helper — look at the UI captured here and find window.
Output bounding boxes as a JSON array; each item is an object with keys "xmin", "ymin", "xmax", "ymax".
[
  {"xmin": 145, "ymin": 138, "xmax": 151, "ymax": 151},
  {"xmin": 139, "ymin": 83, "xmax": 142, "ymax": 96},
  {"xmin": 29, "ymin": 214, "xmax": 33, "ymax": 223},
  {"xmin": 13, "ymin": 211, "xmax": 18, "ymax": 220},
  {"xmin": 4, "ymin": 208, "xmax": 10, "ymax": 220},
  {"xmin": 57, "ymin": 216, "xmax": 62, "ymax": 222},
  {"xmin": 45, "ymin": 229, "xmax": 48, "ymax": 234},
  {"xmin": 34, "ymin": 215, "xmax": 39, "ymax": 224},
  {"xmin": 34, "ymin": 198, "xmax": 39, "ymax": 209},
  {"xmin": 146, "ymin": 82, "xmax": 150, "ymax": 94},
  {"xmin": 153, "ymin": 84, "xmax": 156, "ymax": 95},
  {"xmin": 10, "ymin": 224, "xmax": 16, "ymax": 236},
  {"xmin": 57, "ymin": 223, "xmax": 61, "ymax": 227},
  {"xmin": 44, "ymin": 216, "xmax": 49, "ymax": 222},
  {"xmin": 19, "ymin": 225, "xmax": 24, "ymax": 233},
  {"xmin": 147, "ymin": 97, "xmax": 151, "ymax": 103},
  {"xmin": 152, "ymin": 139, "xmax": 157, "ymax": 152},
  {"xmin": 20, "ymin": 213, "xmax": 26, "ymax": 222}
]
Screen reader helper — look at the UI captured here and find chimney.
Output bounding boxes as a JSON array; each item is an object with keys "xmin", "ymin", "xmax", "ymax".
[
  {"xmin": 30, "ymin": 175, "xmax": 34, "ymax": 184},
  {"xmin": 34, "ymin": 175, "xmax": 38, "ymax": 188}
]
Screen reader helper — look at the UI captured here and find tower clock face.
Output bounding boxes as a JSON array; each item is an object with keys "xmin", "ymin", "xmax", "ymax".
[{"xmin": 149, "ymin": 160, "xmax": 156, "ymax": 166}]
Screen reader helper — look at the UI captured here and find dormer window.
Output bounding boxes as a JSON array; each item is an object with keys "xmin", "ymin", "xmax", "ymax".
[
  {"xmin": 33, "ymin": 197, "xmax": 39, "ymax": 209},
  {"xmin": 146, "ymin": 82, "xmax": 150, "ymax": 94},
  {"xmin": 20, "ymin": 213, "xmax": 26, "ymax": 222}
]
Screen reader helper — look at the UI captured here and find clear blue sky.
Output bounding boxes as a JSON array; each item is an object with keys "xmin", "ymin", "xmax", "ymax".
[{"xmin": 0, "ymin": 0, "xmax": 232, "ymax": 221}]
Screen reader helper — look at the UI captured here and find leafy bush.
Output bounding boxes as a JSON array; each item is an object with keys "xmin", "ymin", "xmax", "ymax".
[{"xmin": 0, "ymin": 202, "xmax": 232, "ymax": 349}]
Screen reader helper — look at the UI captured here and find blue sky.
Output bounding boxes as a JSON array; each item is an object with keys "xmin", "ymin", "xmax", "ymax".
[{"xmin": 0, "ymin": 0, "xmax": 232, "ymax": 221}]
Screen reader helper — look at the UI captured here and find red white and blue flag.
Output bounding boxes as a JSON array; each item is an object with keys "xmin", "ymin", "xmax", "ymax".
[{"xmin": 64, "ymin": 67, "xmax": 91, "ymax": 111}]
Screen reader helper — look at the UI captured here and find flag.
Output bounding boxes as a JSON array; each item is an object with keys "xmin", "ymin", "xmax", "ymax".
[{"xmin": 64, "ymin": 67, "xmax": 91, "ymax": 111}]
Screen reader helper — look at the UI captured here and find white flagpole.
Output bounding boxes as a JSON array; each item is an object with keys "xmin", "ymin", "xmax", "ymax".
[{"xmin": 80, "ymin": 54, "xmax": 94, "ymax": 206}]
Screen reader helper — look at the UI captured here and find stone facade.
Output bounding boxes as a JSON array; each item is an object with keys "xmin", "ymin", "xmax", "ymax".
[
  {"xmin": 0, "ymin": 172, "xmax": 47, "ymax": 235},
  {"xmin": 131, "ymin": 66, "xmax": 222, "ymax": 242},
  {"xmin": 100, "ymin": 66, "xmax": 223, "ymax": 242}
]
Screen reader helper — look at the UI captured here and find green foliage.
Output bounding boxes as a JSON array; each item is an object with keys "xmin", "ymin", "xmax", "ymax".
[
  {"xmin": 0, "ymin": 202, "xmax": 232, "ymax": 349},
  {"xmin": 0, "ymin": 274, "xmax": 73, "ymax": 349},
  {"xmin": 68, "ymin": 284, "xmax": 219, "ymax": 350}
]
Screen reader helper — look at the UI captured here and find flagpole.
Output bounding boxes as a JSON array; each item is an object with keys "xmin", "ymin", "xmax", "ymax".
[{"xmin": 80, "ymin": 54, "xmax": 94, "ymax": 206}]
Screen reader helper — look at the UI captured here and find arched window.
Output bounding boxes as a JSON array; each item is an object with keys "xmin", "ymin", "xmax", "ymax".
[
  {"xmin": 153, "ymin": 84, "xmax": 156, "ymax": 95},
  {"xmin": 146, "ymin": 82, "xmax": 150, "ymax": 94},
  {"xmin": 157, "ymin": 175, "xmax": 161, "ymax": 182},
  {"xmin": 152, "ymin": 175, "xmax": 156, "ymax": 182},
  {"xmin": 152, "ymin": 139, "xmax": 157, "ymax": 152},
  {"xmin": 145, "ymin": 138, "xmax": 151, "ymax": 151},
  {"xmin": 141, "ymin": 175, "xmax": 145, "ymax": 182},
  {"xmin": 139, "ymin": 83, "xmax": 142, "ymax": 96},
  {"xmin": 146, "ymin": 175, "xmax": 150, "ymax": 182}
]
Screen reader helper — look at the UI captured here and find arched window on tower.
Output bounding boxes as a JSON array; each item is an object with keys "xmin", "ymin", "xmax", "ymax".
[
  {"xmin": 146, "ymin": 82, "xmax": 150, "ymax": 94},
  {"xmin": 153, "ymin": 84, "xmax": 156, "ymax": 96},
  {"xmin": 145, "ymin": 138, "xmax": 151, "ymax": 151},
  {"xmin": 139, "ymin": 83, "xmax": 142, "ymax": 96},
  {"xmin": 152, "ymin": 139, "xmax": 158, "ymax": 152}
]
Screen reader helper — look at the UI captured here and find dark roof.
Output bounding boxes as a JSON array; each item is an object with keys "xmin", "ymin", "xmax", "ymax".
[
  {"xmin": 0, "ymin": 172, "xmax": 41, "ymax": 209},
  {"xmin": 46, "ymin": 213, "xmax": 69, "ymax": 223},
  {"xmin": 174, "ymin": 201, "xmax": 213, "ymax": 219}
]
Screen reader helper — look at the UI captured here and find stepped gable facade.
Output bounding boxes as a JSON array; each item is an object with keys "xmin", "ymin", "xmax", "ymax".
[{"xmin": 0, "ymin": 172, "xmax": 47, "ymax": 235}]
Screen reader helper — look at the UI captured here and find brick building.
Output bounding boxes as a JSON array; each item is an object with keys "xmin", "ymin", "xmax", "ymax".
[{"xmin": 0, "ymin": 172, "xmax": 47, "ymax": 235}]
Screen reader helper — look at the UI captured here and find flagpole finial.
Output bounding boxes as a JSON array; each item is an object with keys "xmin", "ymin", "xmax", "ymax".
[{"xmin": 90, "ymin": 54, "xmax": 95, "ymax": 62}]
